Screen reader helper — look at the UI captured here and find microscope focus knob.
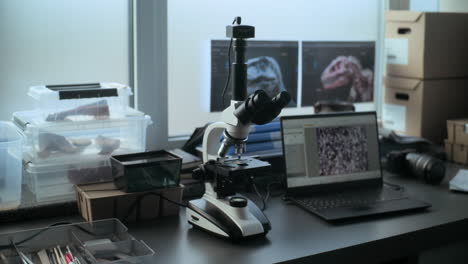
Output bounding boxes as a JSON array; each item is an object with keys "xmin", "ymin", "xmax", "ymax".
[{"xmin": 229, "ymin": 196, "xmax": 248, "ymax": 208}]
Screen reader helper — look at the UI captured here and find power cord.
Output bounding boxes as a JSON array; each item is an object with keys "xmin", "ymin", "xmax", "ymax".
[
  {"xmin": 84, "ymin": 185, "xmax": 188, "ymax": 223},
  {"xmin": 221, "ymin": 17, "xmax": 239, "ymax": 109},
  {"xmin": 250, "ymin": 174, "xmax": 285, "ymax": 211},
  {"xmin": 252, "ymin": 182, "xmax": 267, "ymax": 211},
  {"xmin": 0, "ymin": 192, "xmax": 188, "ymax": 249},
  {"xmin": 0, "ymin": 222, "xmax": 97, "ymax": 251},
  {"xmin": 122, "ymin": 191, "xmax": 188, "ymax": 223},
  {"xmin": 383, "ymin": 181, "xmax": 405, "ymax": 192}
]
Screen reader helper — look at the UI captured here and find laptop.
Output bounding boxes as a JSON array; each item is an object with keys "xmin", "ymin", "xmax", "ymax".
[{"xmin": 280, "ymin": 112, "xmax": 430, "ymax": 221}]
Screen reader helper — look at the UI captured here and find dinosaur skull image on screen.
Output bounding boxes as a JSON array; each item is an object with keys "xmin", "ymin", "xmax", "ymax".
[
  {"xmin": 246, "ymin": 56, "xmax": 289, "ymax": 99},
  {"xmin": 320, "ymin": 56, "xmax": 373, "ymax": 102}
]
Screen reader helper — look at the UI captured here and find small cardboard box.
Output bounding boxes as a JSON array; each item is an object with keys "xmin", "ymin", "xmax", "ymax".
[
  {"xmin": 76, "ymin": 183, "xmax": 183, "ymax": 222},
  {"xmin": 385, "ymin": 11, "xmax": 468, "ymax": 79},
  {"xmin": 447, "ymin": 119, "xmax": 468, "ymax": 145},
  {"xmin": 445, "ymin": 140, "xmax": 468, "ymax": 165},
  {"xmin": 383, "ymin": 76, "xmax": 468, "ymax": 143}
]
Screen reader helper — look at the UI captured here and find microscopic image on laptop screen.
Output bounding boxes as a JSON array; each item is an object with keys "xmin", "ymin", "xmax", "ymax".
[{"xmin": 316, "ymin": 126, "xmax": 369, "ymax": 176}]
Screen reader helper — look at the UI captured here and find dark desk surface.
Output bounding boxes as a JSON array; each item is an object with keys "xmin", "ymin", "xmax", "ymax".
[{"xmin": 2, "ymin": 167, "xmax": 468, "ymax": 264}]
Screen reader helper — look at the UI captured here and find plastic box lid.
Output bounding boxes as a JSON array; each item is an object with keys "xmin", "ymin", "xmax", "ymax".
[
  {"xmin": 13, "ymin": 107, "xmax": 149, "ymax": 129},
  {"xmin": 27, "ymin": 83, "xmax": 133, "ymax": 121},
  {"xmin": 28, "ymin": 82, "xmax": 132, "ymax": 102},
  {"xmin": 25, "ymin": 155, "xmax": 111, "ymax": 174}
]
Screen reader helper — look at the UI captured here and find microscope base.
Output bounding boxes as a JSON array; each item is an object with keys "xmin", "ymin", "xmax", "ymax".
[{"xmin": 186, "ymin": 195, "xmax": 271, "ymax": 241}]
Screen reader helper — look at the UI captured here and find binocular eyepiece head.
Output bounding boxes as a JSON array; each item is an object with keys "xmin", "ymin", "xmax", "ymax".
[{"xmin": 234, "ymin": 90, "xmax": 291, "ymax": 125}]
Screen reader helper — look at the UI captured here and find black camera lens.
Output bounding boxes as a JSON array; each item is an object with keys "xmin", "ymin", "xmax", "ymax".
[{"xmin": 405, "ymin": 153, "xmax": 445, "ymax": 185}]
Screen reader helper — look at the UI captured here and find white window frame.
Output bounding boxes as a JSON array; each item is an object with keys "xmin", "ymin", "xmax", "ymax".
[{"xmin": 134, "ymin": 0, "xmax": 170, "ymax": 150}]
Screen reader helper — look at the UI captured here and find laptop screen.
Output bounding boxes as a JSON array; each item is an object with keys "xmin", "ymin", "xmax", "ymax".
[{"xmin": 281, "ymin": 112, "xmax": 381, "ymax": 188}]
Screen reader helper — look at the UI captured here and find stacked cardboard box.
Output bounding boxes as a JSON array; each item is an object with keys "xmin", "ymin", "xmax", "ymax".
[
  {"xmin": 382, "ymin": 11, "xmax": 468, "ymax": 143},
  {"xmin": 445, "ymin": 119, "xmax": 468, "ymax": 164}
]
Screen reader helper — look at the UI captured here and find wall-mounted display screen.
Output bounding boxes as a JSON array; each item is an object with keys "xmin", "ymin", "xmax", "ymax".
[
  {"xmin": 301, "ymin": 41, "xmax": 375, "ymax": 106},
  {"xmin": 211, "ymin": 40, "xmax": 299, "ymax": 112}
]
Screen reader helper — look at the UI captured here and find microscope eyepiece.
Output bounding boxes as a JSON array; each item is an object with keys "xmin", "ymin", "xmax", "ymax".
[
  {"xmin": 233, "ymin": 90, "xmax": 269, "ymax": 124},
  {"xmin": 251, "ymin": 91, "xmax": 291, "ymax": 125},
  {"xmin": 234, "ymin": 90, "xmax": 291, "ymax": 125},
  {"xmin": 272, "ymin": 91, "xmax": 291, "ymax": 109},
  {"xmin": 251, "ymin": 90, "xmax": 270, "ymax": 107}
]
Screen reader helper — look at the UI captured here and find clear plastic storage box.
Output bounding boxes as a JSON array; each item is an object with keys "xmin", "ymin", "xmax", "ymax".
[
  {"xmin": 24, "ymin": 157, "xmax": 113, "ymax": 204},
  {"xmin": 0, "ymin": 219, "xmax": 155, "ymax": 263},
  {"xmin": 28, "ymin": 83, "xmax": 132, "ymax": 121},
  {"xmin": 13, "ymin": 108, "xmax": 151, "ymax": 163},
  {"xmin": 0, "ymin": 122, "xmax": 23, "ymax": 210}
]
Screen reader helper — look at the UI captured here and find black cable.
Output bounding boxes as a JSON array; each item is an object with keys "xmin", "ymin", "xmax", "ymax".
[
  {"xmin": 77, "ymin": 185, "xmax": 188, "ymax": 223},
  {"xmin": 221, "ymin": 39, "xmax": 233, "ymax": 109},
  {"xmin": 9, "ymin": 239, "xmax": 21, "ymax": 261},
  {"xmin": 255, "ymin": 180, "xmax": 285, "ymax": 212},
  {"xmin": 122, "ymin": 191, "xmax": 188, "ymax": 223},
  {"xmin": 252, "ymin": 182, "xmax": 267, "ymax": 211},
  {"xmin": 0, "ymin": 222, "xmax": 98, "ymax": 251},
  {"xmin": 264, "ymin": 182, "xmax": 275, "ymax": 205},
  {"xmin": 0, "ymin": 222, "xmax": 69, "ymax": 250},
  {"xmin": 383, "ymin": 181, "xmax": 405, "ymax": 192},
  {"xmin": 221, "ymin": 17, "xmax": 238, "ymax": 109},
  {"xmin": 248, "ymin": 172, "xmax": 286, "ymax": 211},
  {"xmin": 157, "ymin": 192, "xmax": 188, "ymax": 208},
  {"xmin": 257, "ymin": 172, "xmax": 285, "ymax": 199},
  {"xmin": 267, "ymin": 182, "xmax": 285, "ymax": 197}
]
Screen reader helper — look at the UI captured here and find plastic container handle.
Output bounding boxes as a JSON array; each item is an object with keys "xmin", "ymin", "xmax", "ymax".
[
  {"xmin": 398, "ymin": 28, "xmax": 411, "ymax": 34},
  {"xmin": 395, "ymin": 93, "xmax": 409, "ymax": 101},
  {"xmin": 46, "ymin": 83, "xmax": 119, "ymax": 100}
]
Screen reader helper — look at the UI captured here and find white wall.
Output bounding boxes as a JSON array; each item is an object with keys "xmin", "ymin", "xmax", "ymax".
[
  {"xmin": 440, "ymin": 0, "xmax": 468, "ymax": 12},
  {"xmin": 168, "ymin": 0, "xmax": 382, "ymax": 136},
  {"xmin": 409, "ymin": 0, "xmax": 468, "ymax": 12},
  {"xmin": 410, "ymin": 0, "xmax": 439, "ymax": 11},
  {"xmin": 0, "ymin": 0, "xmax": 130, "ymax": 120}
]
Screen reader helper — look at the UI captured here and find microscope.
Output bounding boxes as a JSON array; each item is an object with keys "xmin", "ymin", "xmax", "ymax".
[{"xmin": 186, "ymin": 17, "xmax": 291, "ymax": 241}]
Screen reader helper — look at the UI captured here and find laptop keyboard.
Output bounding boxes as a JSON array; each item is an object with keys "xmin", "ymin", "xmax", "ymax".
[{"xmin": 292, "ymin": 186, "xmax": 406, "ymax": 211}]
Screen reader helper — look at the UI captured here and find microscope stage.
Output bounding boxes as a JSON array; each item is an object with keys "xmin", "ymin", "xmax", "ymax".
[{"xmin": 205, "ymin": 157, "xmax": 271, "ymax": 177}]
